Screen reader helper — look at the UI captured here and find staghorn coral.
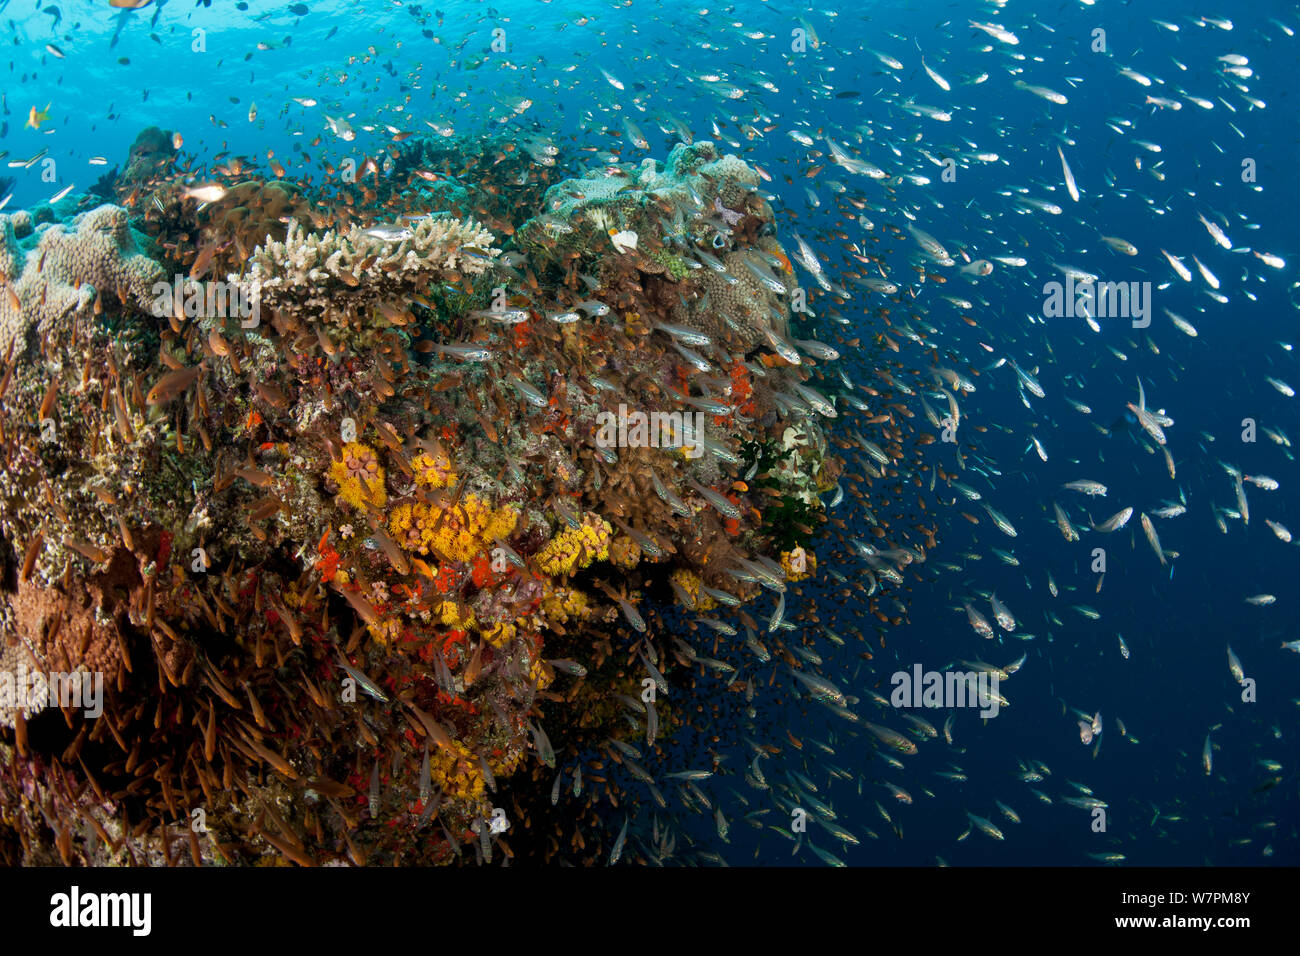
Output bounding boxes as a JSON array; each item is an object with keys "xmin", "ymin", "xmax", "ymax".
[{"xmin": 0, "ymin": 204, "xmax": 165, "ymax": 355}]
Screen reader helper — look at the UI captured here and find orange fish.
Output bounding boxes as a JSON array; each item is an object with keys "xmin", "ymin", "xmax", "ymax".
[
  {"xmin": 25, "ymin": 103, "xmax": 51, "ymax": 130},
  {"xmin": 145, "ymin": 364, "xmax": 202, "ymax": 406}
]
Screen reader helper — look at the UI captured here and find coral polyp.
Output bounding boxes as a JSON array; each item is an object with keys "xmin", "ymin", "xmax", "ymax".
[
  {"xmin": 328, "ymin": 443, "xmax": 388, "ymax": 510},
  {"xmin": 536, "ymin": 513, "xmax": 613, "ymax": 577}
]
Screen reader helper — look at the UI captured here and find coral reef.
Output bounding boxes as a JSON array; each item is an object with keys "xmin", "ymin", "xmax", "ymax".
[{"xmin": 0, "ymin": 132, "xmax": 838, "ymax": 867}]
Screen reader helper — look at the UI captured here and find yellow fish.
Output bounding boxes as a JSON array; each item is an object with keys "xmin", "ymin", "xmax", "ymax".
[{"xmin": 25, "ymin": 103, "xmax": 51, "ymax": 130}]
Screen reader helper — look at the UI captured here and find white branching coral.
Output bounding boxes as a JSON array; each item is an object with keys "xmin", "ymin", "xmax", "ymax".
[
  {"xmin": 231, "ymin": 215, "xmax": 501, "ymax": 330},
  {"xmin": 0, "ymin": 204, "xmax": 166, "ymax": 356}
]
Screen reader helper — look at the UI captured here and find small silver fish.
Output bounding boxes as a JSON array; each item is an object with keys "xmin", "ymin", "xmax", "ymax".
[
  {"xmin": 336, "ymin": 653, "xmax": 389, "ymax": 703},
  {"xmin": 363, "ymin": 223, "xmax": 413, "ymax": 242},
  {"xmin": 687, "ymin": 478, "xmax": 741, "ymax": 519},
  {"xmin": 437, "ymin": 343, "xmax": 493, "ymax": 362},
  {"xmin": 656, "ymin": 321, "xmax": 712, "ymax": 347},
  {"xmin": 549, "ymin": 658, "xmax": 589, "ymax": 678}
]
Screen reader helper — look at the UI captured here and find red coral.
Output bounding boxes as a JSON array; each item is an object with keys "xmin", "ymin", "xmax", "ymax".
[
  {"xmin": 156, "ymin": 530, "xmax": 173, "ymax": 567},
  {"xmin": 434, "ymin": 565, "xmax": 458, "ymax": 595},
  {"xmin": 723, "ymin": 493, "xmax": 743, "ymax": 536},
  {"xmin": 729, "ymin": 360, "xmax": 757, "ymax": 415},
  {"xmin": 470, "ymin": 556, "xmax": 495, "ymax": 588},
  {"xmin": 317, "ymin": 543, "xmax": 341, "ymax": 583},
  {"xmin": 442, "ymin": 630, "xmax": 467, "ymax": 666},
  {"xmin": 436, "ymin": 689, "xmax": 479, "ymax": 715}
]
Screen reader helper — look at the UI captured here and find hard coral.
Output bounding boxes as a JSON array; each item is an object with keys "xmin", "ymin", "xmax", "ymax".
[
  {"xmin": 232, "ymin": 215, "xmax": 500, "ymax": 336},
  {"xmin": 0, "ymin": 130, "xmax": 840, "ymax": 866},
  {"xmin": 0, "ymin": 204, "xmax": 165, "ymax": 355},
  {"xmin": 117, "ymin": 126, "xmax": 177, "ymax": 190}
]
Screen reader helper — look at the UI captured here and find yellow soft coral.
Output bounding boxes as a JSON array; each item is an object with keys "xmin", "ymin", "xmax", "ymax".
[
  {"xmin": 540, "ymin": 584, "xmax": 592, "ymax": 625},
  {"xmin": 781, "ymin": 547, "xmax": 816, "ymax": 582},
  {"xmin": 389, "ymin": 495, "xmax": 517, "ymax": 563},
  {"xmin": 478, "ymin": 621, "xmax": 517, "ymax": 648},
  {"xmin": 411, "ymin": 451, "xmax": 456, "ymax": 489},
  {"xmin": 670, "ymin": 568, "xmax": 717, "ymax": 611},
  {"xmin": 537, "ymin": 512, "xmax": 612, "ymax": 576},
  {"xmin": 528, "ymin": 655, "xmax": 553, "ymax": 693},
  {"xmin": 430, "ymin": 739, "xmax": 486, "ymax": 803},
  {"xmin": 609, "ymin": 533, "xmax": 641, "ymax": 569},
  {"xmin": 366, "ymin": 617, "xmax": 403, "ymax": 646},
  {"xmin": 433, "ymin": 600, "xmax": 475, "ymax": 630},
  {"xmin": 328, "ymin": 442, "xmax": 386, "ymax": 509}
]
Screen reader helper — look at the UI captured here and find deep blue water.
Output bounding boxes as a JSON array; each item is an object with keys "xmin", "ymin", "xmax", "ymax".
[{"xmin": 4, "ymin": 0, "xmax": 1297, "ymax": 866}]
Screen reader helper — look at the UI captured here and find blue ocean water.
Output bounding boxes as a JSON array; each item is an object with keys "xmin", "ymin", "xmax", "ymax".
[{"xmin": 3, "ymin": 0, "xmax": 1296, "ymax": 866}]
